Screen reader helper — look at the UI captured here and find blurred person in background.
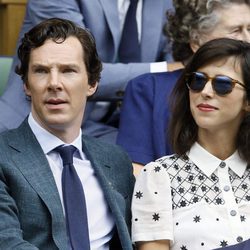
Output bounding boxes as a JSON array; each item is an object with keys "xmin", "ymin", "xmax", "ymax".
[{"xmin": 0, "ymin": 0, "xmax": 180, "ymax": 143}]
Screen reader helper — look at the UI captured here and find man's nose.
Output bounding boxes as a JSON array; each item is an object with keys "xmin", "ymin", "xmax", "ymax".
[{"xmin": 48, "ymin": 71, "xmax": 62, "ymax": 90}]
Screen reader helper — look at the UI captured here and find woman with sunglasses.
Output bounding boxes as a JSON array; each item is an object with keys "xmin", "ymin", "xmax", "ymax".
[
  {"xmin": 117, "ymin": 0, "xmax": 250, "ymax": 176},
  {"xmin": 132, "ymin": 38, "xmax": 250, "ymax": 250}
]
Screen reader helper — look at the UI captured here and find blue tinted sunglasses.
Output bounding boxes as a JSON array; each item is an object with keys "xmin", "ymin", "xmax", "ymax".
[{"xmin": 186, "ymin": 72, "xmax": 246, "ymax": 96}]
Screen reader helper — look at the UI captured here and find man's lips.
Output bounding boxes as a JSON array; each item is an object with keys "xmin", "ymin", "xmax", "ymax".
[
  {"xmin": 197, "ymin": 103, "xmax": 218, "ymax": 111},
  {"xmin": 46, "ymin": 98, "xmax": 67, "ymax": 105},
  {"xmin": 45, "ymin": 98, "xmax": 68, "ymax": 109}
]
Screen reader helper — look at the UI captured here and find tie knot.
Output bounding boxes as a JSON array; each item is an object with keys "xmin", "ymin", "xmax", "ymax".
[{"xmin": 55, "ymin": 145, "xmax": 76, "ymax": 165}]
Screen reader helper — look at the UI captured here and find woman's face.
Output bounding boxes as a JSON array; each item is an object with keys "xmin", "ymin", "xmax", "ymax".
[
  {"xmin": 189, "ymin": 57, "xmax": 248, "ymax": 136},
  {"xmin": 192, "ymin": 3, "xmax": 250, "ymax": 50}
]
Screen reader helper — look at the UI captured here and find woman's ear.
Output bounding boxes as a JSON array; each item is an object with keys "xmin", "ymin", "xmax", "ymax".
[{"xmin": 244, "ymin": 100, "xmax": 250, "ymax": 112}]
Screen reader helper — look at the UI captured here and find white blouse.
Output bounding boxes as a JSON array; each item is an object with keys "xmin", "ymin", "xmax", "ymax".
[{"xmin": 132, "ymin": 142, "xmax": 250, "ymax": 250}]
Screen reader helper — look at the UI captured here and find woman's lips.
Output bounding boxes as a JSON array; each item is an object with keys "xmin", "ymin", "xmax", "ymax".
[{"xmin": 197, "ymin": 103, "xmax": 218, "ymax": 111}]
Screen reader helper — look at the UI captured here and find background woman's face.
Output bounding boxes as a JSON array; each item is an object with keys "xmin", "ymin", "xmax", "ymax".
[{"xmin": 192, "ymin": 3, "xmax": 250, "ymax": 51}]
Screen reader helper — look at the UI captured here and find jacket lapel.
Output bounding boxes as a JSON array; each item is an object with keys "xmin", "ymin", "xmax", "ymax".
[
  {"xmin": 81, "ymin": 136, "xmax": 132, "ymax": 249},
  {"xmin": 141, "ymin": 0, "xmax": 165, "ymax": 61},
  {"xmin": 99, "ymin": 0, "xmax": 120, "ymax": 53},
  {"xmin": 8, "ymin": 120, "xmax": 67, "ymax": 249}
]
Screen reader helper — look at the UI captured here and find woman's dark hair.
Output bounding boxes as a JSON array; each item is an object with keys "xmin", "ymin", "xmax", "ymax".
[
  {"xmin": 15, "ymin": 17, "xmax": 102, "ymax": 86},
  {"xmin": 168, "ymin": 38, "xmax": 250, "ymax": 163}
]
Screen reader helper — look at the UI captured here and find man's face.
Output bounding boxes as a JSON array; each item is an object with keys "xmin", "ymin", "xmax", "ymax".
[
  {"xmin": 25, "ymin": 36, "xmax": 97, "ymax": 138},
  {"xmin": 203, "ymin": 3, "xmax": 250, "ymax": 43}
]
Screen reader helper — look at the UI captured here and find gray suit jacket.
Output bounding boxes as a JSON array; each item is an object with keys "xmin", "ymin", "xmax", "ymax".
[
  {"xmin": 0, "ymin": 119, "xmax": 135, "ymax": 249},
  {"xmin": 0, "ymin": 0, "xmax": 173, "ymax": 140}
]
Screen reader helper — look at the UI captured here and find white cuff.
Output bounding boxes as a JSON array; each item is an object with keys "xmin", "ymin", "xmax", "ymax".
[{"xmin": 150, "ymin": 61, "xmax": 168, "ymax": 73}]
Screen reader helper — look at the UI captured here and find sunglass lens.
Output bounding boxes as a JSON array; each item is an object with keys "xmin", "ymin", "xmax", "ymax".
[
  {"xmin": 213, "ymin": 76, "xmax": 233, "ymax": 95},
  {"xmin": 188, "ymin": 72, "xmax": 207, "ymax": 91}
]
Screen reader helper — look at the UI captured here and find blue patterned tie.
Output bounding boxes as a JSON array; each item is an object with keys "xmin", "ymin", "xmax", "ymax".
[
  {"xmin": 118, "ymin": 0, "xmax": 141, "ymax": 62},
  {"xmin": 56, "ymin": 145, "xmax": 90, "ymax": 250}
]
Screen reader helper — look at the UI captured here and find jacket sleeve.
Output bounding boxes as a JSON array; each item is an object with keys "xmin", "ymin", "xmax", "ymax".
[
  {"xmin": 117, "ymin": 73, "xmax": 156, "ymax": 165},
  {"xmin": 0, "ymin": 167, "xmax": 39, "ymax": 249}
]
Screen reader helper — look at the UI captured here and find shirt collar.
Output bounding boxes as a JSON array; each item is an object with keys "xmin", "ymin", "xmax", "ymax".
[
  {"xmin": 187, "ymin": 142, "xmax": 247, "ymax": 178},
  {"xmin": 28, "ymin": 113, "xmax": 83, "ymax": 158}
]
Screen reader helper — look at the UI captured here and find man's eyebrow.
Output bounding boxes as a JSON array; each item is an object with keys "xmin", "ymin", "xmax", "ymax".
[{"xmin": 30, "ymin": 63, "xmax": 80, "ymax": 68}]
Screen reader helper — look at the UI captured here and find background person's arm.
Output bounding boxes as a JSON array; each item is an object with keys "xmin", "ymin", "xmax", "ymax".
[{"xmin": 137, "ymin": 240, "xmax": 170, "ymax": 250}]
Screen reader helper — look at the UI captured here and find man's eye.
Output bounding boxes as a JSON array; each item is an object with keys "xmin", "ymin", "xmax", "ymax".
[
  {"xmin": 34, "ymin": 68, "xmax": 47, "ymax": 73},
  {"xmin": 63, "ymin": 68, "xmax": 76, "ymax": 73}
]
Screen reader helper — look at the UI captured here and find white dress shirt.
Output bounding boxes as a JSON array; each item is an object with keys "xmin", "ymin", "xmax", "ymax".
[
  {"xmin": 28, "ymin": 114, "xmax": 115, "ymax": 250},
  {"xmin": 132, "ymin": 142, "xmax": 250, "ymax": 249},
  {"xmin": 117, "ymin": 0, "xmax": 167, "ymax": 72}
]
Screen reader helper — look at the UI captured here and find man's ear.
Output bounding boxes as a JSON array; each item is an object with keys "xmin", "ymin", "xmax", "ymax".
[
  {"xmin": 87, "ymin": 82, "xmax": 98, "ymax": 97},
  {"xmin": 23, "ymin": 82, "xmax": 31, "ymax": 97}
]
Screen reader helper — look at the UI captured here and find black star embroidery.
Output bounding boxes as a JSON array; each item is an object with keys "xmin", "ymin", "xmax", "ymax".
[
  {"xmin": 246, "ymin": 195, "xmax": 250, "ymax": 201},
  {"xmin": 198, "ymin": 175, "xmax": 205, "ymax": 181},
  {"xmin": 214, "ymin": 186, "xmax": 219, "ymax": 192},
  {"xmin": 242, "ymin": 183, "xmax": 248, "ymax": 190},
  {"xmin": 152, "ymin": 213, "xmax": 160, "ymax": 221},
  {"xmin": 177, "ymin": 176, "xmax": 182, "ymax": 182},
  {"xmin": 220, "ymin": 240, "xmax": 228, "ymax": 247},
  {"xmin": 190, "ymin": 186, "xmax": 196, "ymax": 192},
  {"xmin": 154, "ymin": 166, "xmax": 161, "ymax": 172},
  {"xmin": 162, "ymin": 163, "xmax": 168, "ymax": 169},
  {"xmin": 188, "ymin": 175, "xmax": 194, "ymax": 182},
  {"xmin": 174, "ymin": 164, "xmax": 179, "ymax": 170},
  {"xmin": 240, "ymin": 215, "xmax": 246, "ymax": 222},
  {"xmin": 170, "ymin": 155, "xmax": 176, "ymax": 160},
  {"xmin": 180, "ymin": 200, "xmax": 187, "ymax": 207},
  {"xmin": 216, "ymin": 198, "xmax": 223, "ymax": 205},
  {"xmin": 185, "ymin": 164, "xmax": 191, "ymax": 171},
  {"xmin": 181, "ymin": 245, "xmax": 188, "ymax": 250},
  {"xmin": 135, "ymin": 191, "xmax": 143, "ymax": 199},
  {"xmin": 201, "ymin": 186, "xmax": 207, "ymax": 192},
  {"xmin": 179, "ymin": 187, "xmax": 185, "ymax": 194},
  {"xmin": 211, "ymin": 174, "xmax": 218, "ymax": 182},
  {"xmin": 193, "ymin": 215, "xmax": 201, "ymax": 223},
  {"xmin": 193, "ymin": 196, "xmax": 199, "ymax": 203}
]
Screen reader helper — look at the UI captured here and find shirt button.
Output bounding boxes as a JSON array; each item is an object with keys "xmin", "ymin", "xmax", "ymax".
[
  {"xmin": 219, "ymin": 162, "xmax": 226, "ymax": 168},
  {"xmin": 230, "ymin": 210, "xmax": 237, "ymax": 216},
  {"xmin": 224, "ymin": 185, "xmax": 230, "ymax": 192},
  {"xmin": 237, "ymin": 236, "xmax": 243, "ymax": 242}
]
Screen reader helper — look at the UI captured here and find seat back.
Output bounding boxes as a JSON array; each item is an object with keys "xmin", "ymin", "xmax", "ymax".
[{"xmin": 0, "ymin": 56, "xmax": 13, "ymax": 96}]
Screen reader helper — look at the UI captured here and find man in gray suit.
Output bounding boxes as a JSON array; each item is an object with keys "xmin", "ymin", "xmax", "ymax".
[
  {"xmin": 0, "ymin": 0, "xmax": 178, "ymax": 142},
  {"xmin": 0, "ymin": 18, "xmax": 135, "ymax": 250}
]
